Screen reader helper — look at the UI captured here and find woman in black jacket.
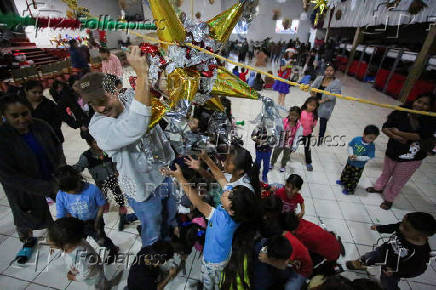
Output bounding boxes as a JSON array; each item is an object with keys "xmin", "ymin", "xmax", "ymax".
[
  {"xmin": 0, "ymin": 94, "xmax": 65, "ymax": 264},
  {"xmin": 22, "ymin": 80, "xmax": 78, "ymax": 143},
  {"xmin": 50, "ymin": 78, "xmax": 94, "ymax": 139}
]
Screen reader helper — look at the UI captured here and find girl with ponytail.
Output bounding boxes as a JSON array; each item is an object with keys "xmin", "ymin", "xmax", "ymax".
[{"xmin": 199, "ymin": 146, "xmax": 261, "ymax": 197}]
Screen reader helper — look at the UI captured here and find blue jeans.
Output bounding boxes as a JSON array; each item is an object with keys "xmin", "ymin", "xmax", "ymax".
[
  {"xmin": 255, "ymin": 150, "xmax": 272, "ymax": 182},
  {"xmin": 126, "ymin": 177, "xmax": 176, "ymax": 246},
  {"xmin": 284, "ymin": 271, "xmax": 307, "ymax": 290},
  {"xmin": 201, "ymin": 256, "xmax": 230, "ymax": 290},
  {"xmin": 159, "ymin": 178, "xmax": 178, "ymax": 242}
]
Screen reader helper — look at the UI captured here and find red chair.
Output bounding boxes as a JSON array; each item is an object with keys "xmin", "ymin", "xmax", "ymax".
[
  {"xmin": 356, "ymin": 62, "xmax": 368, "ymax": 81},
  {"xmin": 407, "ymin": 80, "xmax": 435, "ymax": 103},
  {"xmin": 386, "ymin": 73, "xmax": 406, "ymax": 99},
  {"xmin": 338, "ymin": 57, "xmax": 348, "ymax": 72},
  {"xmin": 375, "ymin": 69, "xmax": 390, "ymax": 90},
  {"xmin": 348, "ymin": 60, "xmax": 359, "ymax": 76}
]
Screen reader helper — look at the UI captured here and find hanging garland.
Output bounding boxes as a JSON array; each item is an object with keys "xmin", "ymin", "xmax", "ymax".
[{"xmin": 0, "ymin": 13, "xmax": 36, "ymax": 29}]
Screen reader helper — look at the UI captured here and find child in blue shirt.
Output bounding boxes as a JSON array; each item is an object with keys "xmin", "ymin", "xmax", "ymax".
[
  {"xmin": 164, "ymin": 163, "xmax": 260, "ymax": 290},
  {"xmin": 337, "ymin": 125, "xmax": 380, "ymax": 195},
  {"xmin": 55, "ymin": 165, "xmax": 119, "ymax": 263}
]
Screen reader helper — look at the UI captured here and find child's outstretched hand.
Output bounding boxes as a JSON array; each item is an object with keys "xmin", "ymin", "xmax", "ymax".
[
  {"xmin": 67, "ymin": 271, "xmax": 77, "ymax": 281},
  {"xmin": 349, "ymin": 155, "xmax": 357, "ymax": 161},
  {"xmin": 382, "ymin": 267, "xmax": 394, "ymax": 277},
  {"xmin": 199, "ymin": 150, "xmax": 208, "ymax": 160},
  {"xmin": 184, "ymin": 156, "xmax": 200, "ymax": 170},
  {"xmin": 160, "ymin": 167, "xmax": 171, "ymax": 176},
  {"xmin": 370, "ymin": 225, "xmax": 378, "ymax": 231},
  {"xmin": 169, "ymin": 163, "xmax": 184, "ymax": 180}
]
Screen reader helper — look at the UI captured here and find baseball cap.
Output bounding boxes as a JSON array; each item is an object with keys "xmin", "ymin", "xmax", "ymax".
[{"xmin": 73, "ymin": 72, "xmax": 106, "ymax": 104}]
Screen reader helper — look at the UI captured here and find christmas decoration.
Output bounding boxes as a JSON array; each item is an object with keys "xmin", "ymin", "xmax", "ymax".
[
  {"xmin": 408, "ymin": 0, "xmax": 428, "ymax": 15},
  {"xmin": 99, "ymin": 31, "xmax": 107, "ymax": 48},
  {"xmin": 311, "ymin": 0, "xmax": 328, "ymax": 26},
  {"xmin": 282, "ymin": 18, "xmax": 291, "ymax": 30},
  {"xmin": 272, "ymin": 9, "xmax": 281, "ymax": 20},
  {"xmin": 207, "ymin": 2, "xmax": 244, "ymax": 43}
]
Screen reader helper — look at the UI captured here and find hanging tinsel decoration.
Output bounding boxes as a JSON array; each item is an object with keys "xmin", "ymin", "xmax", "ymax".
[
  {"xmin": 282, "ymin": 18, "xmax": 291, "ymax": 30},
  {"xmin": 311, "ymin": 0, "xmax": 328, "ymax": 26},
  {"xmin": 408, "ymin": 0, "xmax": 428, "ymax": 15},
  {"xmin": 335, "ymin": 9, "xmax": 342, "ymax": 20},
  {"xmin": 386, "ymin": 0, "xmax": 401, "ymax": 10},
  {"xmin": 272, "ymin": 9, "xmax": 281, "ymax": 20},
  {"xmin": 240, "ymin": 0, "xmax": 259, "ymax": 24}
]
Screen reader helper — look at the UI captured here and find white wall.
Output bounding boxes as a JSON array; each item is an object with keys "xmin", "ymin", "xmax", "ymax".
[
  {"xmin": 14, "ymin": 0, "xmax": 124, "ymax": 48},
  {"xmin": 141, "ymin": 0, "xmax": 222, "ymax": 24},
  {"xmin": 224, "ymin": 0, "xmax": 311, "ymax": 43}
]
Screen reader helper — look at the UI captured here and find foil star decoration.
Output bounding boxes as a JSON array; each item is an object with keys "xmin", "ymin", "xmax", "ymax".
[
  {"xmin": 134, "ymin": 0, "xmax": 261, "ymax": 130},
  {"xmin": 311, "ymin": 0, "xmax": 329, "ymax": 25}
]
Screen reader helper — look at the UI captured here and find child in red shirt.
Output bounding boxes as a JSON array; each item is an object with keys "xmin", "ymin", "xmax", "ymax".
[
  {"xmin": 239, "ymin": 68, "xmax": 249, "ymax": 82},
  {"xmin": 282, "ymin": 212, "xmax": 343, "ymax": 276},
  {"xmin": 275, "ymin": 174, "xmax": 305, "ymax": 218}
]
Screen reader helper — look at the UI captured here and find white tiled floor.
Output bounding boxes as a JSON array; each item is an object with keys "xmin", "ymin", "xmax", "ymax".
[{"xmin": 0, "ymin": 58, "xmax": 435, "ymax": 289}]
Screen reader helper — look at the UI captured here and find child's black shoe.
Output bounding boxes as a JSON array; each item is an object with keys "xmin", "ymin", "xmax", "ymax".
[{"xmin": 16, "ymin": 237, "xmax": 37, "ymax": 264}]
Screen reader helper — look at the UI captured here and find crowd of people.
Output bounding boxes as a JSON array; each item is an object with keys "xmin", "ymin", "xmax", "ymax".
[{"xmin": 0, "ymin": 39, "xmax": 435, "ymax": 290}]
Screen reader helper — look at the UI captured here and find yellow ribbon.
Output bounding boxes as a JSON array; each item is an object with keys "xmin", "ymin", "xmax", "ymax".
[{"xmin": 114, "ymin": 28, "xmax": 436, "ymax": 117}]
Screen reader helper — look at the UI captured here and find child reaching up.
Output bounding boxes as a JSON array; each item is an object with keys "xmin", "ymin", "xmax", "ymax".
[
  {"xmin": 55, "ymin": 165, "xmax": 119, "ymax": 263},
  {"xmin": 347, "ymin": 212, "xmax": 436, "ymax": 290},
  {"xmin": 300, "ymin": 97, "xmax": 319, "ymax": 171},
  {"xmin": 337, "ymin": 125, "xmax": 379, "ymax": 195},
  {"xmin": 274, "ymin": 174, "xmax": 305, "ymax": 218},
  {"xmin": 199, "ymin": 146, "xmax": 260, "ymax": 196},
  {"xmin": 239, "ymin": 68, "xmax": 249, "ymax": 82},
  {"xmin": 270, "ymin": 106, "xmax": 303, "ymax": 172},
  {"xmin": 164, "ymin": 164, "xmax": 260, "ymax": 290}
]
